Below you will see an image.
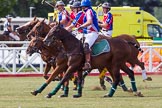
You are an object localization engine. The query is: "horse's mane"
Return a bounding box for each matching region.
[47,24,83,53]
[54,24,78,41]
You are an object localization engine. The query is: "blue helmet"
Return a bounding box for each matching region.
[81,0,91,7]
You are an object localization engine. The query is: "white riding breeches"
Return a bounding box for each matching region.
[75,33,83,40]
[9,33,20,41]
[84,32,98,48]
[100,30,113,37]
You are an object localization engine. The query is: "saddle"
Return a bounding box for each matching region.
[91,35,111,56]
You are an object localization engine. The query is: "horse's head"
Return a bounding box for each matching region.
[27,19,50,40]
[16,16,39,35]
[26,37,44,56]
[43,23,65,46]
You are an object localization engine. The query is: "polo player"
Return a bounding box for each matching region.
[3,15,20,41]
[56,1,71,27]
[79,0,100,70]
[98,2,113,37]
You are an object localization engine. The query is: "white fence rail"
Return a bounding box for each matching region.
[0,41,162,74]
[0,41,44,74]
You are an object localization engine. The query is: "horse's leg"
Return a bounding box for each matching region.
[134,59,152,81]
[68,73,78,90]
[104,64,121,97]
[59,79,69,97]
[45,66,77,98]
[82,70,91,88]
[121,64,144,97]
[83,70,90,78]
[58,73,64,90]
[73,70,83,98]
[43,63,52,80]
[107,67,128,92]
[99,68,108,90]
[118,74,130,91]
[72,74,78,90]
[31,64,66,96]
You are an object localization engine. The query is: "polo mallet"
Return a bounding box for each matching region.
[96,3,102,10]
[41,0,55,8]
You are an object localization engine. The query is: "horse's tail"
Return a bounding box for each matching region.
[128,41,144,53]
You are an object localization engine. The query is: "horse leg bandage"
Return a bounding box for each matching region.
[108,83,117,97]
[142,69,147,80]
[50,82,62,95]
[63,86,69,96]
[77,84,82,95]
[130,78,137,92]
[36,83,48,93]
[119,80,128,91]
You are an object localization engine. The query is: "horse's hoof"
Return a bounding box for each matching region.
[121,86,128,92]
[31,90,38,96]
[73,94,82,98]
[101,85,107,90]
[58,94,68,98]
[126,88,133,93]
[134,92,144,97]
[45,93,52,98]
[143,77,152,82]
[145,77,152,81]
[103,94,112,98]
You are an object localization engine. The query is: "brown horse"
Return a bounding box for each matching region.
[25,20,60,79]
[16,18,61,81]
[27,36,72,97]
[115,34,152,81]
[26,37,59,79]
[99,34,152,89]
[16,17,40,40]
[43,24,143,98]
[26,19,51,40]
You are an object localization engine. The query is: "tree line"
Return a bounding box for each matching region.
[0,0,162,22]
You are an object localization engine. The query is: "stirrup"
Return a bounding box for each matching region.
[82,62,91,70]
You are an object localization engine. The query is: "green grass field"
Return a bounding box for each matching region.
[0,75,162,108]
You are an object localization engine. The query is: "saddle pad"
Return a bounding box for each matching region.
[92,39,110,56]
